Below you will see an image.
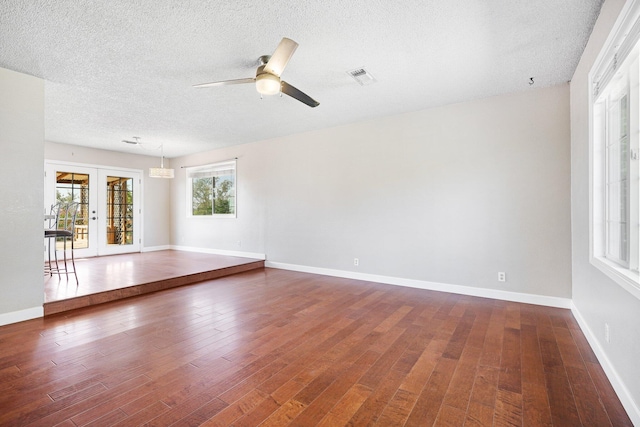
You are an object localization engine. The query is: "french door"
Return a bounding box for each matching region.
[45,162,142,257]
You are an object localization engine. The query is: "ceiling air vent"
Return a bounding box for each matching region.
[347,67,377,86]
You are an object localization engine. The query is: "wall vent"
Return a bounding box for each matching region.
[347,67,377,86]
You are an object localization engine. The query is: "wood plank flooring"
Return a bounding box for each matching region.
[3,268,632,426]
[43,251,264,315]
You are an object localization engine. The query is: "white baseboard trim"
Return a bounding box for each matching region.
[141,245,172,252]
[0,306,43,327]
[171,245,266,261]
[265,262,572,309]
[571,303,640,426]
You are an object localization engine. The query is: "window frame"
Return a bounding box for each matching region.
[186,160,237,219]
[589,0,640,301]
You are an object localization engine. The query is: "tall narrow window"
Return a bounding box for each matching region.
[186,160,236,218]
[590,2,640,298]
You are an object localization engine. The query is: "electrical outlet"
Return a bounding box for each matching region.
[605,323,610,343]
[237,240,242,247]
[354,258,359,267]
[498,272,506,282]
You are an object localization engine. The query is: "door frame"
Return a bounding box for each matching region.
[45,160,144,257]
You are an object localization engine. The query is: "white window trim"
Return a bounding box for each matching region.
[589,0,640,301]
[591,256,640,300]
[186,160,237,219]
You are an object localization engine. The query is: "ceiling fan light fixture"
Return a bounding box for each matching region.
[256,73,281,95]
[194,38,318,107]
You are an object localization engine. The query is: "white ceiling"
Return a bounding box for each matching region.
[0,0,603,158]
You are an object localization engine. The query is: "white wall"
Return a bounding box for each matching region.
[0,68,45,324]
[45,142,172,249]
[172,83,572,300]
[570,0,640,421]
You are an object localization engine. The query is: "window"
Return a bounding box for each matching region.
[590,1,640,299]
[186,160,236,218]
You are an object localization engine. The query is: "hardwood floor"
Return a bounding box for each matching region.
[3,268,632,426]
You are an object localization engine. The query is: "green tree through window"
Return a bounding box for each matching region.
[214,178,233,214]
[187,160,236,217]
[192,177,213,215]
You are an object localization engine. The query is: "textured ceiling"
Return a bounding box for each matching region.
[0,0,603,158]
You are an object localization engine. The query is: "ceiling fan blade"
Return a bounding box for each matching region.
[281,81,320,108]
[193,77,255,88]
[264,38,298,77]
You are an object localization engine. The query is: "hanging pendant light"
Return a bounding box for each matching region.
[149,144,174,178]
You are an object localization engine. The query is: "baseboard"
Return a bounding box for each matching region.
[0,306,43,327]
[171,245,266,260]
[571,303,640,426]
[141,245,172,252]
[265,261,572,309]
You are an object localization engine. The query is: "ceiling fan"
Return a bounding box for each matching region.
[193,37,319,108]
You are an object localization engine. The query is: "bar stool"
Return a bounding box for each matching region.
[45,202,79,283]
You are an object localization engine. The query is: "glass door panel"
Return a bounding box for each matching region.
[45,164,98,258]
[55,171,90,250]
[98,169,140,255]
[106,176,134,246]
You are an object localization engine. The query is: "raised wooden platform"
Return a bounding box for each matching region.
[43,250,264,316]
